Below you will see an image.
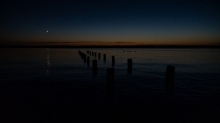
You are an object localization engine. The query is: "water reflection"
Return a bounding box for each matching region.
[47,48,51,76]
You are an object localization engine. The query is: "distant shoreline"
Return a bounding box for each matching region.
[0,45,220,48]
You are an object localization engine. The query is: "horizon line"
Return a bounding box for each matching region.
[1,44,220,48]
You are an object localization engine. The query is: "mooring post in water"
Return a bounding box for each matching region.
[81,53,84,59]
[165,65,175,95]
[127,59,132,73]
[92,60,97,76]
[90,51,91,55]
[103,54,106,61]
[95,52,96,57]
[106,68,114,97]
[87,56,90,66]
[92,52,94,56]
[98,53,101,59]
[84,54,86,63]
[165,65,175,84]
[112,56,115,66]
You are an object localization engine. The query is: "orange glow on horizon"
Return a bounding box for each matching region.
[1,39,219,47]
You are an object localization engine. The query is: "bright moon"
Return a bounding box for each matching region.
[46,30,48,33]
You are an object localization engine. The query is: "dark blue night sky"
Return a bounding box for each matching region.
[1,0,220,46]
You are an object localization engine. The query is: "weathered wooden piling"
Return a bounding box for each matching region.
[84,54,86,62]
[112,56,115,66]
[165,65,175,95]
[103,54,106,61]
[98,53,101,59]
[81,53,84,59]
[127,59,132,73]
[165,65,175,84]
[92,60,97,76]
[90,51,91,55]
[92,52,94,56]
[87,56,90,66]
[106,68,114,97]
[95,52,96,57]
[78,51,83,57]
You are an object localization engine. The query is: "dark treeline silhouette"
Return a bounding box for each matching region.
[1,45,220,48]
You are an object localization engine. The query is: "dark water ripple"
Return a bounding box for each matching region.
[0,48,220,122]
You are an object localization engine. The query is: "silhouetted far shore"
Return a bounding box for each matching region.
[1,45,220,48]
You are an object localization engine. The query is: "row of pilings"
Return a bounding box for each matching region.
[78,50,175,97]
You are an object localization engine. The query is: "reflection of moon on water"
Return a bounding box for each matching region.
[47,48,51,76]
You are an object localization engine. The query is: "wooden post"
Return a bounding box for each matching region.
[92,60,97,76]
[165,65,175,95]
[81,53,84,59]
[87,56,90,66]
[127,59,132,73]
[103,54,106,61]
[106,68,114,97]
[98,53,101,59]
[112,56,115,66]
[84,54,86,62]
[165,66,175,84]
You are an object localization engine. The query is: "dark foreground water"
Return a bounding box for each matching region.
[0,48,220,122]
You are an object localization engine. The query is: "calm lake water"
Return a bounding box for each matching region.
[0,48,220,122]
